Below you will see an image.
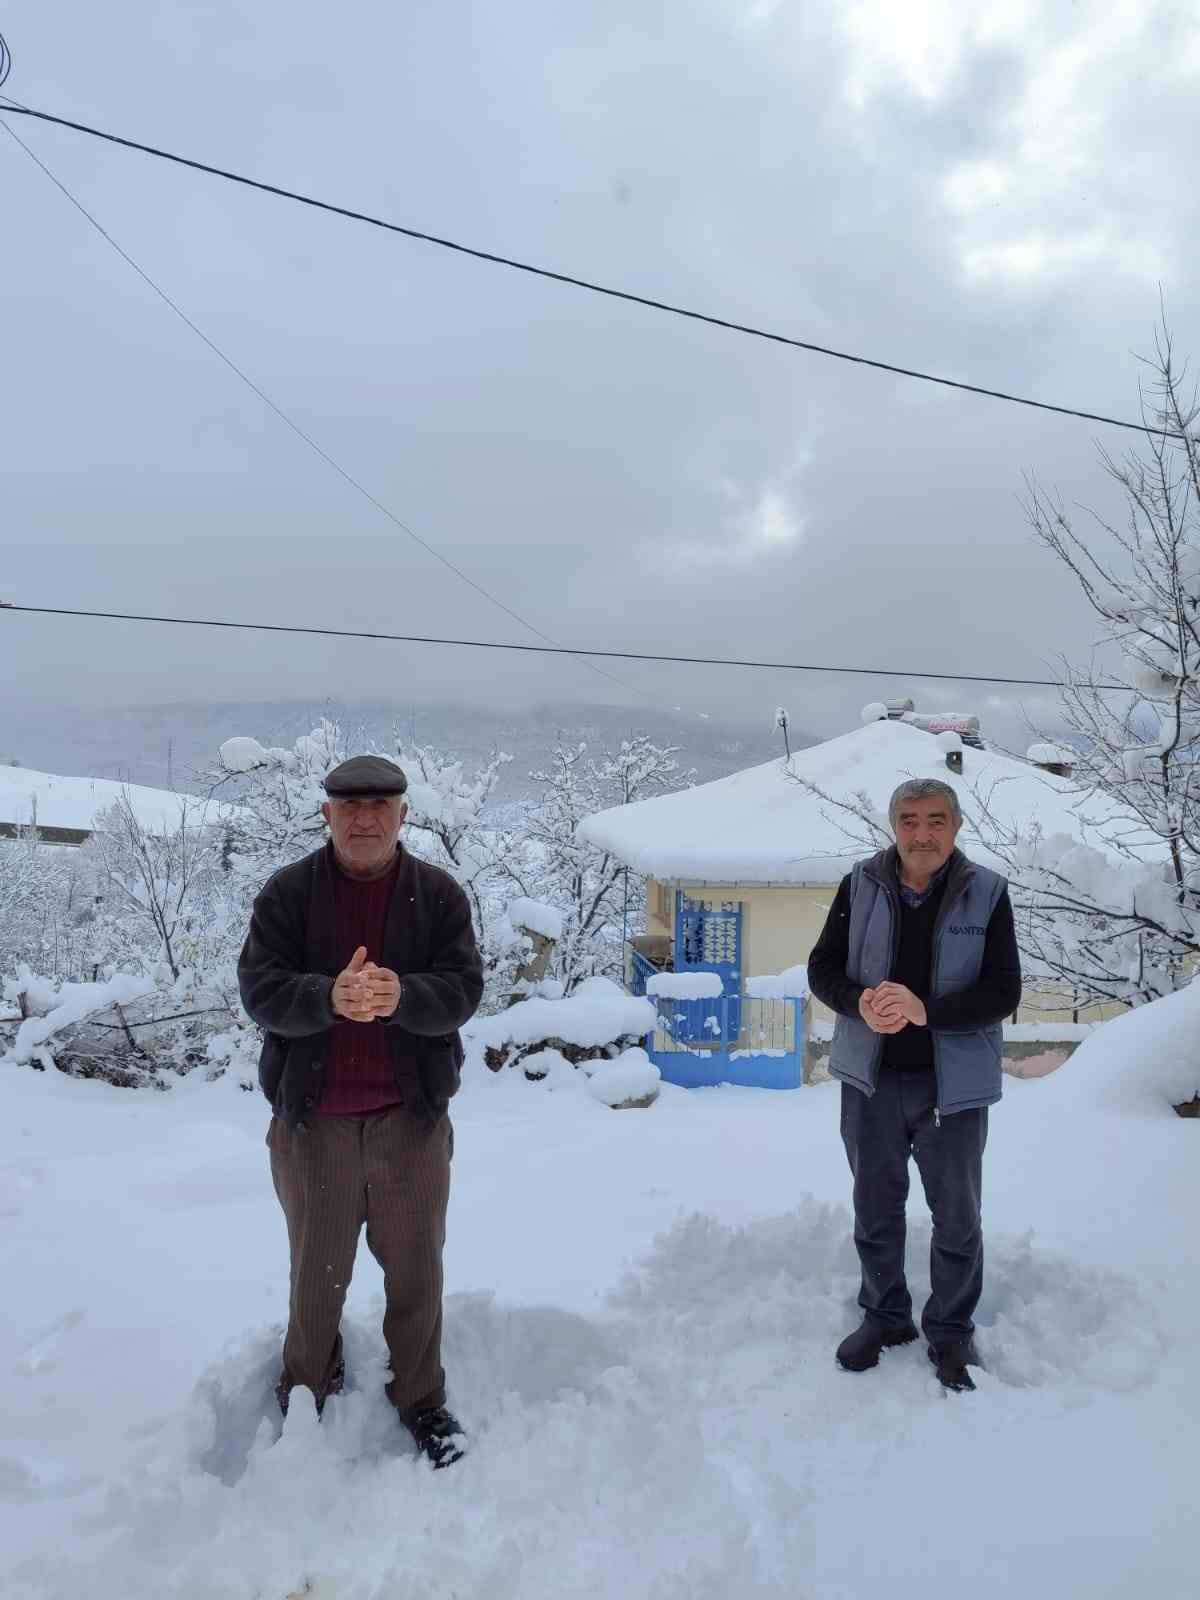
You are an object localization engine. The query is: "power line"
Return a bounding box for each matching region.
[1,602,1112,691]
[0,111,641,703]
[1,100,1191,444]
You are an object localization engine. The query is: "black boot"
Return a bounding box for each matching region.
[836,1318,919,1372]
[400,1404,467,1469]
[928,1337,981,1392]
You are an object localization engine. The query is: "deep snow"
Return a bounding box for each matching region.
[0,995,1195,1599]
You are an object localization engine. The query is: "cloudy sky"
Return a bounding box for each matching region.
[3,0,1199,748]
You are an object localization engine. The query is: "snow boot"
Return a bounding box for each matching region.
[928,1336,981,1392]
[836,1318,919,1372]
[400,1404,467,1469]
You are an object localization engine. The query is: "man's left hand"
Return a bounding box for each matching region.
[361,963,402,1019]
[873,982,927,1027]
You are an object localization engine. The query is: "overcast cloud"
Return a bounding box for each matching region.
[2,0,1199,751]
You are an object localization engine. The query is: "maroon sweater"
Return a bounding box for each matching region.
[319,856,406,1116]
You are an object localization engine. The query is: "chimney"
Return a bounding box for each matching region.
[937,730,964,774]
[1027,742,1074,779]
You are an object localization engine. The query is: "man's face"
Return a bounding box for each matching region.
[321,794,407,875]
[892,795,961,877]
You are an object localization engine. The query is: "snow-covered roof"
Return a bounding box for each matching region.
[577,719,1143,886]
[0,766,230,836]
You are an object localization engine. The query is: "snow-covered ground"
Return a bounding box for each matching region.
[1,994,1195,1599]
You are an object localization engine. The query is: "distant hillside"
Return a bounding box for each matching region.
[0,699,813,806]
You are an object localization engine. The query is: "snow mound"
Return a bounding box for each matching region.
[587,1048,661,1107]
[505,898,564,942]
[468,977,654,1052]
[1071,978,1200,1114]
[217,736,270,774]
[515,1049,577,1089]
[745,965,809,1000]
[646,971,722,999]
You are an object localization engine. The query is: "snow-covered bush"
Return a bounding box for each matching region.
[518,736,691,994]
[207,721,346,884]
[468,977,656,1074]
[0,966,234,1087]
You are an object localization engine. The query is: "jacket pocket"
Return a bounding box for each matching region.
[935,1027,1002,1109]
[419,1038,462,1109]
[259,1032,287,1105]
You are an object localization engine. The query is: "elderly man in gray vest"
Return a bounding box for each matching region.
[808,777,1021,1391]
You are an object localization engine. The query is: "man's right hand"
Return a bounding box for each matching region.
[332,946,375,1022]
[859,987,909,1034]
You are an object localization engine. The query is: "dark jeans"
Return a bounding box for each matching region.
[840,1069,987,1348]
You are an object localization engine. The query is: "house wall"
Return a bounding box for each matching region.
[648,878,1127,1027]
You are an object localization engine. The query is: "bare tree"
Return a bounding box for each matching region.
[1019,320,1200,1003]
[787,330,1198,1010]
[86,793,223,981]
[521,737,691,992]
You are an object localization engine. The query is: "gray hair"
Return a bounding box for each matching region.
[888,778,963,830]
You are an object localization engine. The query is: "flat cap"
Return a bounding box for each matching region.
[323,755,409,798]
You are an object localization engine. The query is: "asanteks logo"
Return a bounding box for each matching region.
[949,924,986,936]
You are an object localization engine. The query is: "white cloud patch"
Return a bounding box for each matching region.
[839,0,1035,108]
[659,453,810,572]
[735,484,803,553]
[933,2,1195,293]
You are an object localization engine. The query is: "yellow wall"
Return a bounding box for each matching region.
[643,877,1126,1026]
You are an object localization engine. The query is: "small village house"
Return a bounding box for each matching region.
[578,704,1134,1085]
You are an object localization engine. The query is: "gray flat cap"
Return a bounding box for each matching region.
[323,755,409,797]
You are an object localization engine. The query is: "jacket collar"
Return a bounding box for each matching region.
[863,845,972,902]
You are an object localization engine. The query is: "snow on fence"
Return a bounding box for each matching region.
[645,971,724,1000]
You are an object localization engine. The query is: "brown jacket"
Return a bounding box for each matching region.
[238,842,483,1128]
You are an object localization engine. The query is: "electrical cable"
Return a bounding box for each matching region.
[1,603,1130,692]
[0,99,1192,443]
[0,111,644,702]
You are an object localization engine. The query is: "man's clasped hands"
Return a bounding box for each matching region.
[331,945,402,1023]
[858,981,929,1034]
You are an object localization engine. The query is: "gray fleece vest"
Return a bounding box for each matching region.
[829,848,1006,1116]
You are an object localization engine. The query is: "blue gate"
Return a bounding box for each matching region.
[674,894,742,1039]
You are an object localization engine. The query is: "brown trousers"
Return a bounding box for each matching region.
[267,1107,452,1414]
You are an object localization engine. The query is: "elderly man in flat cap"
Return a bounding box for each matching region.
[238,754,483,1467]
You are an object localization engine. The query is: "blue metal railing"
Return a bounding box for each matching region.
[627,946,658,997]
[644,993,805,1091]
